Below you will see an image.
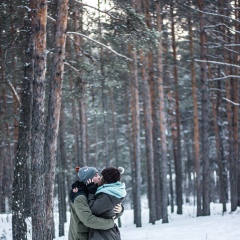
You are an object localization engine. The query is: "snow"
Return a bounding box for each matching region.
[1,202,239,240]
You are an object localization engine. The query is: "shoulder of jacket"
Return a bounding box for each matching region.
[74,194,88,203]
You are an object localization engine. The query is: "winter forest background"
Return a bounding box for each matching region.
[0,0,239,239]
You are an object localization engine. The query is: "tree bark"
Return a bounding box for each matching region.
[130,43,142,227]
[156,1,168,223]
[58,102,67,237]
[12,3,34,237]
[73,0,87,166]
[170,2,182,214]
[110,89,119,166]
[208,65,227,213]
[140,49,156,224]
[31,0,48,239]
[198,0,210,216]
[188,0,202,216]
[44,0,69,239]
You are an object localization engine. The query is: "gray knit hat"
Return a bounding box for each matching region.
[77,166,98,184]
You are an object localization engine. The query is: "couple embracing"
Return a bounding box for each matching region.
[68,166,127,240]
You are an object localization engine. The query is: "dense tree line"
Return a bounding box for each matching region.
[0,0,239,239]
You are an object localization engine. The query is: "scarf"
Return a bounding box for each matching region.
[95,181,127,199]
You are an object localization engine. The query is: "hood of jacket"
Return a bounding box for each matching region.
[95,181,126,199]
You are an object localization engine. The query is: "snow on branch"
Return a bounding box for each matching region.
[67,32,132,61]
[47,16,131,61]
[210,75,240,81]
[195,59,240,69]
[223,97,239,106]
[67,35,95,62]
[205,23,240,34]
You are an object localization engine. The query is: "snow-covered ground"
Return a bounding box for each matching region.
[1,203,239,240]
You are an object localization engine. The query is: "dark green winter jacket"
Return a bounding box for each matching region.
[88,182,126,240]
[68,194,115,240]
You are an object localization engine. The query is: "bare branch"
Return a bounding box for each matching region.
[64,62,80,72]
[7,79,21,107]
[67,31,132,61]
[47,15,56,22]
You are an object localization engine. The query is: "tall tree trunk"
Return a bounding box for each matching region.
[69,76,81,167]
[73,1,87,166]
[127,43,138,225]
[12,3,34,237]
[130,44,142,227]
[198,0,210,216]
[100,59,110,167]
[208,66,227,213]
[0,39,7,214]
[235,0,240,207]
[44,0,69,238]
[110,89,119,166]
[58,102,67,237]
[188,0,202,216]
[78,95,87,166]
[31,0,48,239]
[143,0,160,222]
[156,1,168,223]
[140,50,156,224]
[93,112,99,167]
[98,0,109,167]
[233,0,239,208]
[170,2,182,214]
[148,49,162,220]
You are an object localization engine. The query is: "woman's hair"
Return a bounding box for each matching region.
[100,167,124,184]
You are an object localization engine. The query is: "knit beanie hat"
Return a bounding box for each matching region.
[76,166,98,184]
[101,167,125,184]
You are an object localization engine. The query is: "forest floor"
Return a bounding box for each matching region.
[1,201,239,239]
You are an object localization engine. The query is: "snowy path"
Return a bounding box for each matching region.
[1,203,239,239]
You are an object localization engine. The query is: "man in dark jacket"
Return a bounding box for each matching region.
[68,166,116,240]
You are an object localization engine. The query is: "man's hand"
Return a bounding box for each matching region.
[73,187,78,193]
[86,178,98,194]
[113,204,122,214]
[86,179,94,185]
